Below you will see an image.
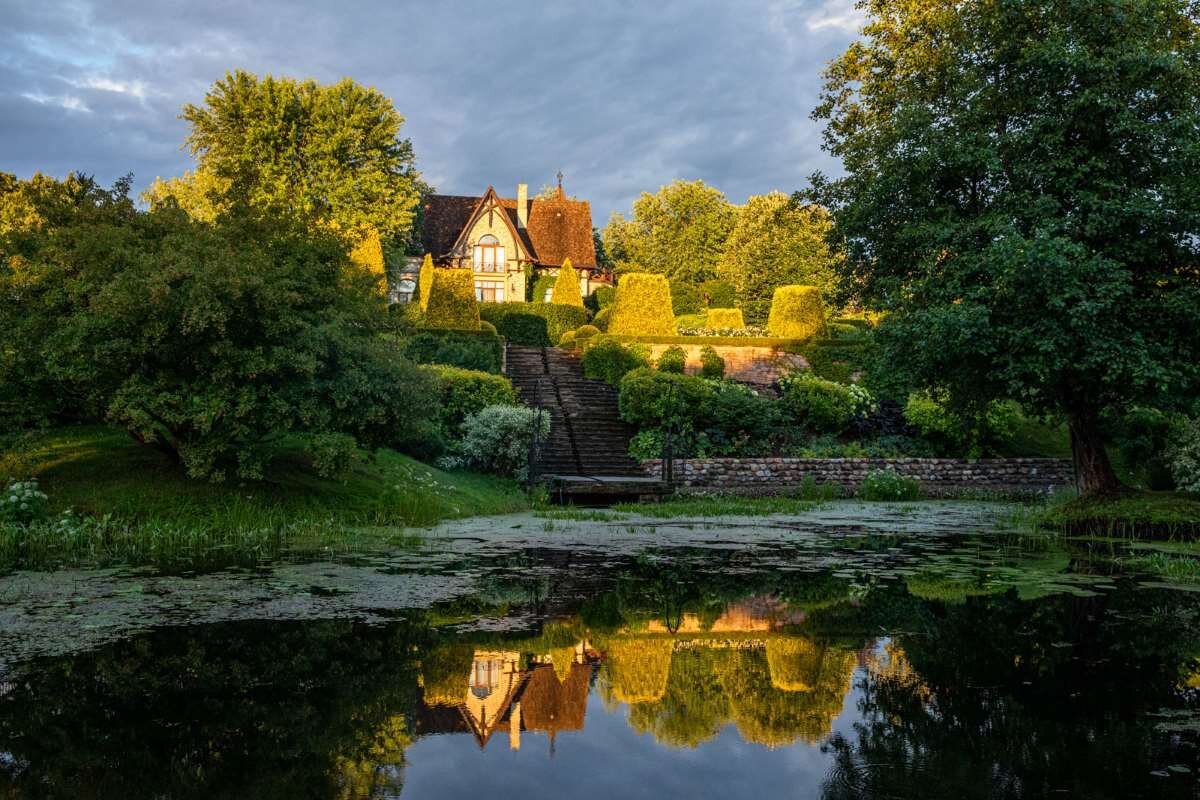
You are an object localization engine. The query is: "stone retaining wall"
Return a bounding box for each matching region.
[643,344,807,385]
[641,457,1074,496]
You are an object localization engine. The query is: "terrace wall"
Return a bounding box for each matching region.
[642,344,807,385]
[641,457,1074,497]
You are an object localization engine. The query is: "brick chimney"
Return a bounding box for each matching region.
[516,183,528,228]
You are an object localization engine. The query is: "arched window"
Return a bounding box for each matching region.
[472,234,505,272]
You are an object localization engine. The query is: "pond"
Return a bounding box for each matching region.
[0,502,1198,799]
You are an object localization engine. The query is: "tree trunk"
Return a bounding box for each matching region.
[1067,407,1122,496]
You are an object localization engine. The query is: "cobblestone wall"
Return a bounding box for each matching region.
[641,457,1074,496]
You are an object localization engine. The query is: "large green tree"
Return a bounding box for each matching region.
[811,0,1200,494]
[603,179,736,282]
[1,173,435,480]
[171,70,422,243]
[719,192,839,323]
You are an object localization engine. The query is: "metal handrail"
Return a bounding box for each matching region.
[527,376,544,488]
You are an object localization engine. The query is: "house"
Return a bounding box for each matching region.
[398,180,608,304]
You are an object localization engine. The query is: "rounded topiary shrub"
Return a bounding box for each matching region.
[575,324,600,340]
[656,345,687,374]
[581,339,651,386]
[706,308,745,329]
[767,286,825,339]
[559,330,578,348]
[609,273,677,336]
[699,345,726,379]
[420,364,517,435]
[594,285,616,308]
[478,320,497,334]
[593,307,612,331]
[424,269,481,330]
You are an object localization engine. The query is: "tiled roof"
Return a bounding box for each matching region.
[420,188,597,269]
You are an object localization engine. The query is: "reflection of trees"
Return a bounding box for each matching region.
[821,590,1200,800]
[419,642,476,706]
[627,647,730,747]
[619,637,858,749]
[599,638,674,704]
[720,647,853,748]
[0,619,426,799]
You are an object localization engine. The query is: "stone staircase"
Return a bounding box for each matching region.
[505,345,648,479]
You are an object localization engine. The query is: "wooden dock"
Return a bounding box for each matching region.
[542,474,672,505]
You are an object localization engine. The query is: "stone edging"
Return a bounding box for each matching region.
[640,457,1074,496]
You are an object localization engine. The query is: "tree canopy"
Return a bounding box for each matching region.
[603,180,736,282]
[719,192,838,323]
[810,0,1200,494]
[1,172,435,480]
[173,70,422,243]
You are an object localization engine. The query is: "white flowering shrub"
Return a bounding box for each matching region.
[1166,418,1200,494]
[846,382,879,418]
[858,468,921,501]
[453,405,551,480]
[1,479,50,526]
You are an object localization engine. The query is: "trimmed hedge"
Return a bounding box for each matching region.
[598,333,807,347]
[480,301,590,345]
[417,253,434,311]
[706,307,745,329]
[421,364,518,435]
[797,339,874,384]
[425,269,481,330]
[767,285,826,339]
[609,273,677,336]
[551,258,585,306]
[401,329,504,374]
[593,307,612,331]
[575,324,601,340]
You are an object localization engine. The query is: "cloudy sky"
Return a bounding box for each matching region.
[0,0,863,222]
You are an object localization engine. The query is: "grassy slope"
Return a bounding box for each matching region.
[1037,491,1200,540]
[1,425,527,528]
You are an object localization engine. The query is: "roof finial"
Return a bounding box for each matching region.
[556,170,563,190]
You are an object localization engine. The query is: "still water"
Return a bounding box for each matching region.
[0,504,1198,798]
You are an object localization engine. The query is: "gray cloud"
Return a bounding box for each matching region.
[0,0,861,221]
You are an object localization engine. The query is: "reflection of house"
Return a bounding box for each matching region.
[409,181,606,305]
[416,643,594,752]
[644,597,808,635]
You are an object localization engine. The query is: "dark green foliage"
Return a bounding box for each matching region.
[810,0,1200,493]
[902,393,1018,458]
[0,174,436,481]
[656,346,687,374]
[399,330,503,374]
[700,280,737,309]
[581,339,650,387]
[798,339,874,386]
[781,374,857,434]
[479,301,589,345]
[1103,407,1178,489]
[421,364,517,436]
[618,368,714,428]
[424,270,480,329]
[699,346,725,379]
[530,273,556,303]
[593,307,612,331]
[669,279,703,316]
[594,285,616,308]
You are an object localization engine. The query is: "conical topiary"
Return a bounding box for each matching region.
[550,258,585,307]
[417,253,434,311]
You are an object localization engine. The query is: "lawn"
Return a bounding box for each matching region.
[0,425,528,571]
